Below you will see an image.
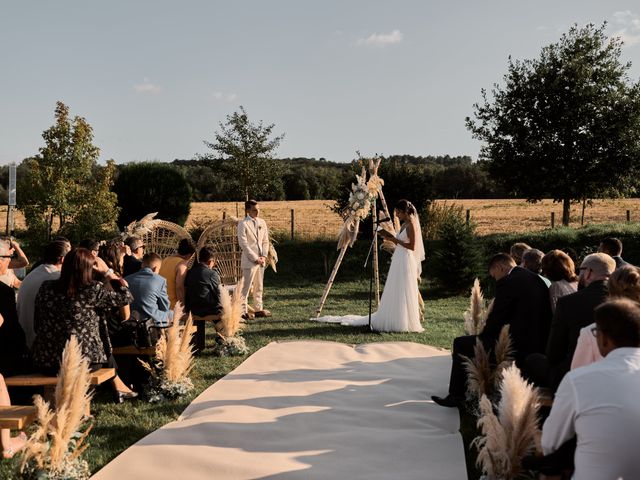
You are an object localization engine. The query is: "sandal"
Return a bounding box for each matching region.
[2,432,27,459]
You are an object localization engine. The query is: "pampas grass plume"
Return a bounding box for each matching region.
[219,285,243,338]
[464,278,488,335]
[462,338,492,399]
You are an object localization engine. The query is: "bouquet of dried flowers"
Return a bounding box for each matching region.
[19,337,93,480]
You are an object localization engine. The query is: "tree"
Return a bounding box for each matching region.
[19,102,119,244]
[466,23,640,225]
[113,162,192,228]
[202,106,285,201]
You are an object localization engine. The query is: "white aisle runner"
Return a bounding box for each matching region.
[92,341,467,480]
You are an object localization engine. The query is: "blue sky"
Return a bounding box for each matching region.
[1,1,639,165]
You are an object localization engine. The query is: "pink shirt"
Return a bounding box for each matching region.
[571,322,603,370]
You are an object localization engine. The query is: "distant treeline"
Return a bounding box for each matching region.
[170,155,510,203]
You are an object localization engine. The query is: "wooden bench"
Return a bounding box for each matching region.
[5,368,116,401]
[0,406,37,429]
[112,345,156,356]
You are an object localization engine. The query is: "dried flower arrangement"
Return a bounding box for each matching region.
[141,303,196,402]
[212,286,249,357]
[19,337,93,480]
[462,325,514,402]
[473,364,542,480]
[463,278,493,335]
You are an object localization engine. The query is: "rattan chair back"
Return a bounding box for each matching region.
[141,220,193,260]
[196,217,242,286]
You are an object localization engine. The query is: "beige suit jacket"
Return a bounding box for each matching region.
[238,216,270,270]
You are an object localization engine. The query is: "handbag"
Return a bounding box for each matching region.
[121,312,170,348]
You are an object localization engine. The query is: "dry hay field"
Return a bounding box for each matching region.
[2,198,639,238]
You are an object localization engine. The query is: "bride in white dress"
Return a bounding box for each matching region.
[313,199,425,332]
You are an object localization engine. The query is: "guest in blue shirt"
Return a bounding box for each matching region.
[125,253,173,327]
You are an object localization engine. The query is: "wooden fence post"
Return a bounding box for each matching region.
[290,209,295,240]
[627,210,631,222]
[222,211,226,220]
[551,212,555,229]
[465,209,470,226]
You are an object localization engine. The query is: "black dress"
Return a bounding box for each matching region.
[0,282,29,376]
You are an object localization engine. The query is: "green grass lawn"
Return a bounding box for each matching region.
[1,272,476,479]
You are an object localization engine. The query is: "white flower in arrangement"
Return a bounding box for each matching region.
[356,191,366,200]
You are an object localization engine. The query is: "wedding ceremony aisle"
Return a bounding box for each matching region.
[92,341,467,480]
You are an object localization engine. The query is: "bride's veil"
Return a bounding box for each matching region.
[411,208,425,278]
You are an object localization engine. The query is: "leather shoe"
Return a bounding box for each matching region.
[431,395,463,408]
[254,309,272,318]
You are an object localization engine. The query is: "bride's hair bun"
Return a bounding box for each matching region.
[395,199,416,215]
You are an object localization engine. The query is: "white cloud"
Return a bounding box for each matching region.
[356,29,403,47]
[210,91,237,102]
[133,78,162,94]
[611,10,640,46]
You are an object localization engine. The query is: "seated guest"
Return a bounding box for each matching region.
[17,240,70,348]
[598,237,630,269]
[78,239,100,257]
[31,248,137,401]
[432,253,552,407]
[541,250,578,314]
[185,247,223,352]
[509,242,532,266]
[158,239,196,309]
[572,265,640,370]
[122,236,144,277]
[521,248,550,286]
[527,253,614,391]
[0,239,29,377]
[0,238,29,290]
[98,240,132,347]
[541,299,640,480]
[126,253,173,327]
[0,373,27,459]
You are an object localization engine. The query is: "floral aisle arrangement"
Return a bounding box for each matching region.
[212,286,249,357]
[473,364,542,480]
[463,278,493,335]
[141,303,196,402]
[462,325,514,402]
[19,337,93,480]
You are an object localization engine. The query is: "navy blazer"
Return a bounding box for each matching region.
[125,267,173,326]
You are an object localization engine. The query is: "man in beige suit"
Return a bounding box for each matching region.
[238,199,271,319]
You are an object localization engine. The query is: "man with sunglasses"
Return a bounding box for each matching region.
[123,236,144,277]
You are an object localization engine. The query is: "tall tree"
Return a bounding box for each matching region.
[466,23,640,225]
[202,106,284,201]
[19,101,119,243]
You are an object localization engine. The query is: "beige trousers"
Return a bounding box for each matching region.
[241,264,265,313]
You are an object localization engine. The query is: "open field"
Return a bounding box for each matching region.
[3,198,639,238]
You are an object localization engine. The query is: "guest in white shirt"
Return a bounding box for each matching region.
[541,298,640,480]
[541,250,578,314]
[16,240,70,348]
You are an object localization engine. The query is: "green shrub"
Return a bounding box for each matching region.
[430,212,483,293]
[113,162,192,228]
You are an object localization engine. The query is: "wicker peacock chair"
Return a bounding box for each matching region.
[196,217,243,287]
[124,213,194,261]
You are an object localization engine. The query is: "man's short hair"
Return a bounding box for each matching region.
[510,242,532,264]
[125,236,144,251]
[488,253,516,270]
[595,298,640,348]
[600,237,623,256]
[43,240,71,265]
[142,252,162,267]
[177,239,196,256]
[245,199,258,211]
[522,248,544,274]
[198,247,216,264]
[580,253,616,277]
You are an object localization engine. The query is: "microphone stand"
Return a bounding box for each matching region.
[364,213,391,332]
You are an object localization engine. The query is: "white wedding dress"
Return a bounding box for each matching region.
[313,220,425,332]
